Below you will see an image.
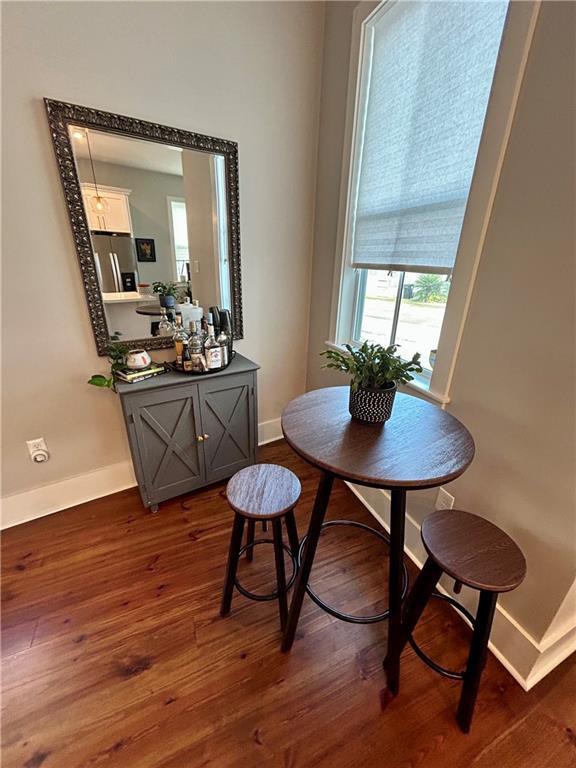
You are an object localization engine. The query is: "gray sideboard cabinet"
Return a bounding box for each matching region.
[116,354,259,511]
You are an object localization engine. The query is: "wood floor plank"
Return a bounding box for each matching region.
[2,440,575,768]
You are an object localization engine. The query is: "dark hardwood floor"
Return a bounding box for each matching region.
[2,441,575,768]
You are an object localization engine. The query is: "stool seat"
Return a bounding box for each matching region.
[221,463,302,631]
[421,509,526,593]
[226,463,302,519]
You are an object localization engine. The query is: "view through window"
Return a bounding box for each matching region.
[170,199,190,281]
[356,270,450,372]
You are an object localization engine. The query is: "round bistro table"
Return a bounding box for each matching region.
[280,386,475,695]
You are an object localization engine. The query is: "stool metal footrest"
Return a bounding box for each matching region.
[234,538,297,602]
[408,592,477,680]
[297,519,409,625]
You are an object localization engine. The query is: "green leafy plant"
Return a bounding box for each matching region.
[152,281,178,297]
[412,274,449,303]
[88,334,130,390]
[321,342,422,391]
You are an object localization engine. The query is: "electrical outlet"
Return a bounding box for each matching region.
[26,437,50,463]
[436,487,455,510]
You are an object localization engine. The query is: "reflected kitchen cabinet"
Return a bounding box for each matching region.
[80,183,133,234]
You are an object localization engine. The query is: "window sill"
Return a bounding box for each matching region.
[403,376,450,406]
[323,340,451,406]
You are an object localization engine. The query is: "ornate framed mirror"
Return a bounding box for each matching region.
[45,99,243,354]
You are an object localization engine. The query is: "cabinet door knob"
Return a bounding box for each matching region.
[203,433,210,439]
[196,435,204,442]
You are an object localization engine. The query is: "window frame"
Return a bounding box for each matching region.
[167,196,190,282]
[328,0,541,404]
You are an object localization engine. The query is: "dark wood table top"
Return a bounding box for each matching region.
[135,304,181,316]
[281,387,475,489]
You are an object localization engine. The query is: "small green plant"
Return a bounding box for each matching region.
[321,342,422,391]
[88,334,130,390]
[412,274,449,303]
[152,281,178,297]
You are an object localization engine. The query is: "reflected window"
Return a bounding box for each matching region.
[169,198,190,281]
[213,156,231,310]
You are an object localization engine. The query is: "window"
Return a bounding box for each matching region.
[169,198,190,281]
[354,270,450,375]
[213,155,231,310]
[335,0,511,383]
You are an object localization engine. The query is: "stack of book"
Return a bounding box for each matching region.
[114,364,166,384]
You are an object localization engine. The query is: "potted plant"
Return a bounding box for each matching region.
[152,281,178,309]
[88,337,131,391]
[321,342,423,424]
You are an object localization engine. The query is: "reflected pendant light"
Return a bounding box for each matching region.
[85,129,109,216]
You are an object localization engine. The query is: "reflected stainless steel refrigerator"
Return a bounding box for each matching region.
[92,232,138,292]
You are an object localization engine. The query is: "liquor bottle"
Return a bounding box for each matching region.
[204,313,223,370]
[219,309,234,362]
[209,306,221,337]
[172,316,189,370]
[200,314,208,342]
[189,321,205,372]
[217,326,229,367]
[158,308,174,337]
[182,339,194,373]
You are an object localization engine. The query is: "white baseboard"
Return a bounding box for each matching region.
[1,419,285,530]
[524,623,576,689]
[257,417,283,445]
[344,482,576,691]
[1,461,137,530]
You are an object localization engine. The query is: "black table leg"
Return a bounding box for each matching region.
[392,557,442,660]
[284,510,300,557]
[281,471,334,652]
[383,487,407,695]
[273,517,288,632]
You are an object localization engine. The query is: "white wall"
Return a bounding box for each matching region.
[446,0,576,640]
[307,1,357,391]
[1,2,324,505]
[307,0,575,684]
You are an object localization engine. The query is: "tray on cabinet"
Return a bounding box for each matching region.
[165,350,235,376]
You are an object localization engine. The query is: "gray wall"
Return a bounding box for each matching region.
[76,158,185,284]
[308,2,575,641]
[1,1,323,498]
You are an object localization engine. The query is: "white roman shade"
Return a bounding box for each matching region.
[351,0,509,274]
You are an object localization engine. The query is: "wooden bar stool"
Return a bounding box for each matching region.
[220,464,301,630]
[393,509,526,733]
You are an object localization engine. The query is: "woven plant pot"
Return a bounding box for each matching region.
[159,294,176,309]
[349,382,397,424]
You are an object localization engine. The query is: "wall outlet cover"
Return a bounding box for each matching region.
[26,437,49,463]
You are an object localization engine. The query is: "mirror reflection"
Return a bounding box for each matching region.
[70,126,232,340]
